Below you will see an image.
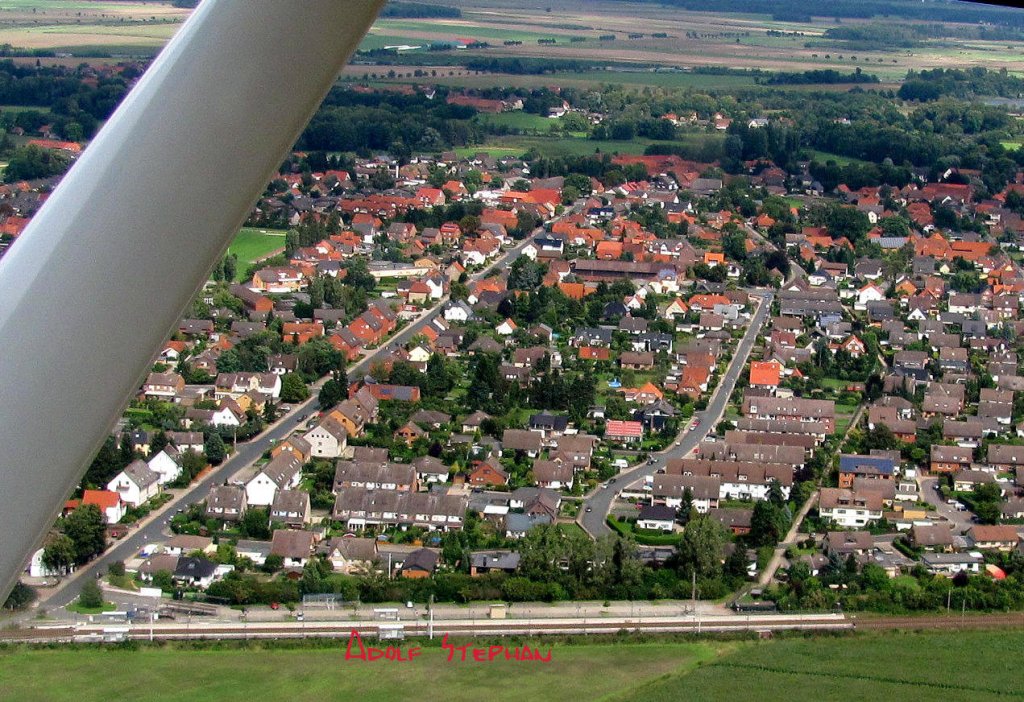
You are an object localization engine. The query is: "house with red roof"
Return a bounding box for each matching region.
[282,321,325,345]
[750,361,781,388]
[605,420,644,443]
[80,489,126,524]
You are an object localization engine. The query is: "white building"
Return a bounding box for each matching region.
[107,459,161,507]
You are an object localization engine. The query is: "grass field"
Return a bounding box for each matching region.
[226,228,286,279]
[806,150,872,167]
[2,630,1023,701]
[628,630,1024,702]
[0,640,725,702]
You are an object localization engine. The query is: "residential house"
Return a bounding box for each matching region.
[270,489,311,528]
[270,529,316,568]
[106,460,161,508]
[205,485,246,523]
[245,452,303,506]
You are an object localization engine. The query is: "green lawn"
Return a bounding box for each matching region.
[1001,141,1022,152]
[806,150,871,167]
[64,601,116,615]
[226,228,287,279]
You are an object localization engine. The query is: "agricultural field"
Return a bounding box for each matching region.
[629,630,1024,702]
[2,630,1022,701]
[0,1,187,54]
[0,639,725,702]
[0,0,1020,85]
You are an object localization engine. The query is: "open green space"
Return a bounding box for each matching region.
[226,228,287,279]
[627,630,1024,702]
[0,640,723,702]
[806,149,872,167]
[1001,141,1022,152]
[3,630,1023,701]
[476,111,558,132]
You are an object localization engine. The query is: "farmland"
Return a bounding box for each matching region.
[0,639,724,702]
[2,630,1022,701]
[0,0,1022,86]
[629,630,1024,702]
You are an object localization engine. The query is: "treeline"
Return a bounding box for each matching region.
[766,69,880,85]
[899,67,1024,102]
[822,24,924,50]
[379,2,461,18]
[464,56,602,75]
[0,59,136,140]
[0,43,56,58]
[298,88,482,153]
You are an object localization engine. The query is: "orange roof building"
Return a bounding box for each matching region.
[749,361,781,387]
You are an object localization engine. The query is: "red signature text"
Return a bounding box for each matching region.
[342,630,553,663]
[345,630,422,662]
[441,633,552,663]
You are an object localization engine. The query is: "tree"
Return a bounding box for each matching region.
[673,516,725,579]
[318,374,347,410]
[971,483,1003,525]
[280,372,310,403]
[3,144,72,182]
[3,581,36,610]
[749,501,789,547]
[63,504,107,564]
[42,535,77,574]
[204,432,227,465]
[78,580,104,609]
[240,507,271,539]
[722,228,747,261]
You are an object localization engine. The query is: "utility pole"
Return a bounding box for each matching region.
[428,594,434,641]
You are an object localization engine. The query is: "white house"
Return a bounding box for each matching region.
[636,505,676,532]
[211,404,243,427]
[407,345,432,365]
[107,460,161,507]
[855,283,886,311]
[818,488,883,528]
[443,300,473,323]
[303,417,349,458]
[147,447,184,485]
[245,452,303,506]
[496,318,517,336]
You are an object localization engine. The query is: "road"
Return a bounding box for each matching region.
[579,290,774,537]
[34,231,540,612]
[917,475,973,533]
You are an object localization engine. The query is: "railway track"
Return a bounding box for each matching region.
[3,611,1022,644]
[4,615,850,642]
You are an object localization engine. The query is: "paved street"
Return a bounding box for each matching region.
[579,290,774,537]
[917,475,974,533]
